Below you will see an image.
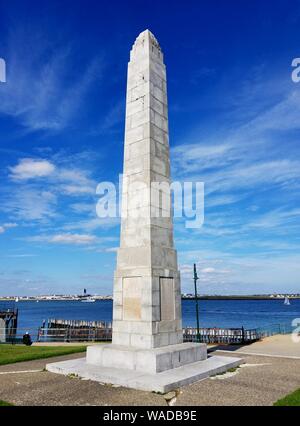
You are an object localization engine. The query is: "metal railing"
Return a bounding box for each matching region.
[0,323,294,345]
[183,327,260,344]
[1,326,259,344]
[255,323,293,338]
[0,327,112,344]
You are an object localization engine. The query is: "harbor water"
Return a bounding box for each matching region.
[14,298,300,334]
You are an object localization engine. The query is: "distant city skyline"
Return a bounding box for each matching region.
[1,292,300,300]
[0,1,300,296]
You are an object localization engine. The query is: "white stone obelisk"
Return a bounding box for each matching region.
[86,30,207,372]
[112,29,182,350]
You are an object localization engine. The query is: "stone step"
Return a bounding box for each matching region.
[46,354,242,393]
[86,342,207,373]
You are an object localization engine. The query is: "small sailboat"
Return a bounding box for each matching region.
[284,296,290,305]
[15,297,19,303]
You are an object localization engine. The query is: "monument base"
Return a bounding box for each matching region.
[46,343,242,393]
[86,342,207,374]
[47,355,241,393]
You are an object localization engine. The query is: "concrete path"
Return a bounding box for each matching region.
[214,334,300,359]
[0,349,300,405]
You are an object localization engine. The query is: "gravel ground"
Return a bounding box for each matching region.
[0,353,165,406]
[175,351,300,406]
[0,351,299,406]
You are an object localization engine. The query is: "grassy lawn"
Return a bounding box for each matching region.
[274,389,300,406]
[0,400,14,406]
[0,344,86,366]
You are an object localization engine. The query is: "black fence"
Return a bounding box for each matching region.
[183,327,260,344]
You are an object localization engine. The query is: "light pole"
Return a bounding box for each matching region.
[193,263,201,342]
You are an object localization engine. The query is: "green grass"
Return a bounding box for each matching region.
[0,344,86,366]
[274,389,300,406]
[0,400,14,406]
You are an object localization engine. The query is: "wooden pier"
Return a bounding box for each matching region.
[0,303,18,343]
[38,318,112,342]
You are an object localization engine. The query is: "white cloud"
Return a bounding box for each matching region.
[244,207,300,231]
[6,254,37,258]
[57,169,94,185]
[0,222,18,234]
[246,90,300,132]
[69,202,95,213]
[205,194,244,208]
[3,223,18,228]
[62,217,119,231]
[201,267,216,273]
[0,27,103,132]
[50,233,96,245]
[172,85,300,199]
[3,155,98,223]
[8,158,96,192]
[105,247,118,253]
[27,233,97,245]
[2,188,57,221]
[60,184,95,195]
[57,168,96,195]
[173,142,300,194]
[9,159,55,180]
[173,143,233,175]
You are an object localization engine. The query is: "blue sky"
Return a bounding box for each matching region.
[0,0,300,296]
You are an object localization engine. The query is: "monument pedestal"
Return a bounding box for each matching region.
[86,342,207,374]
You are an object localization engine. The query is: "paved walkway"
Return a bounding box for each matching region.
[0,344,300,405]
[213,334,300,359]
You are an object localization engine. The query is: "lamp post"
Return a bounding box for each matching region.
[193,263,201,342]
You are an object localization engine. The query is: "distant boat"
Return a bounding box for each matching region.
[15,297,19,303]
[81,297,96,303]
[36,300,39,303]
[284,296,291,305]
